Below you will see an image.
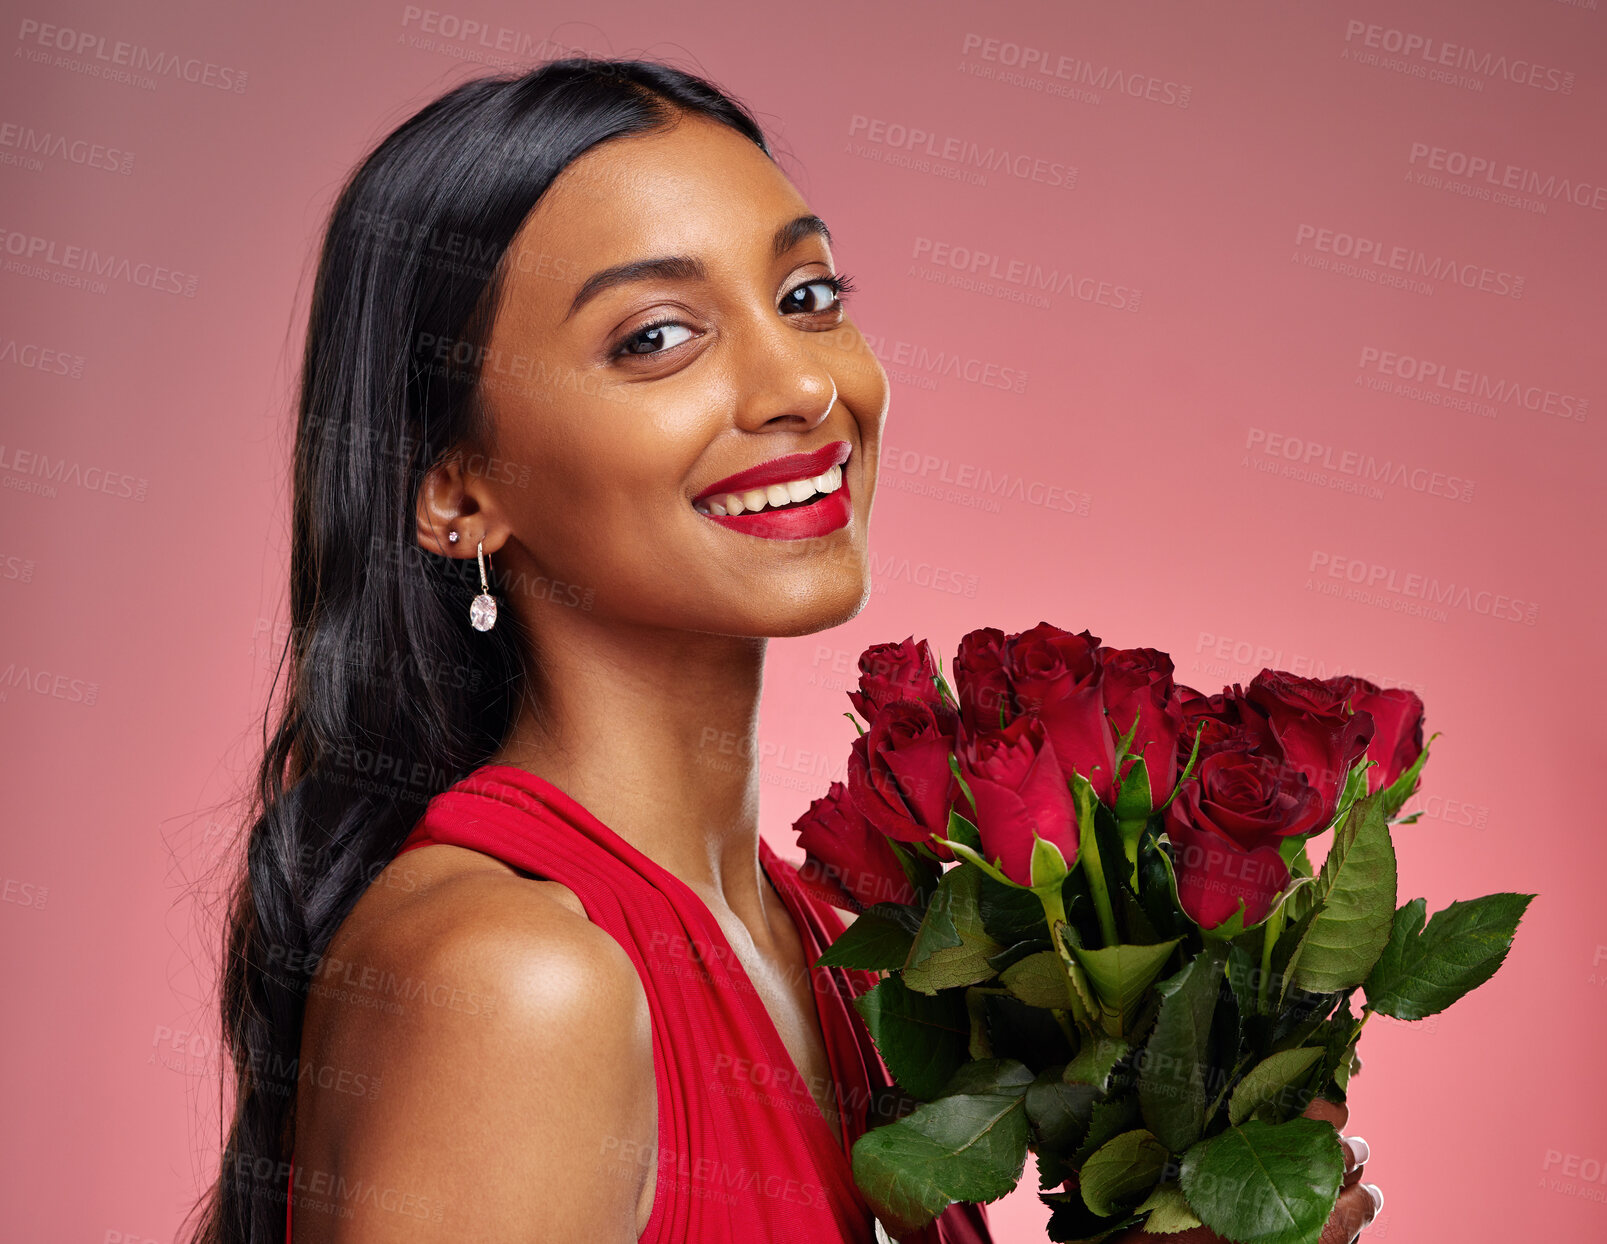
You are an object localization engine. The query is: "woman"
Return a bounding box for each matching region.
[189,57,1380,1243]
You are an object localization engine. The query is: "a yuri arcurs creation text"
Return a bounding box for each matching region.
[792,625,1532,1244]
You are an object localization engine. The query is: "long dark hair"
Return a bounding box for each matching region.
[187,57,772,1244]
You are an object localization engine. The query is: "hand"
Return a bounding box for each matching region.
[1108,1099,1383,1244]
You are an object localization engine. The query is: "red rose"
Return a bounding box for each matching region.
[1245,670,1376,831]
[1006,623,1117,803]
[849,636,945,723]
[1324,676,1426,793]
[957,714,1079,887]
[1100,647,1184,801]
[1167,822,1288,930]
[954,626,1014,734]
[847,698,967,843]
[793,780,915,912]
[1165,750,1314,928]
[1178,686,1263,767]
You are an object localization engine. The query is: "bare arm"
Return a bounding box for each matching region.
[290,869,657,1242]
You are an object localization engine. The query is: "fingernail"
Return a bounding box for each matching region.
[1362,1183,1384,1215]
[1347,1135,1371,1165]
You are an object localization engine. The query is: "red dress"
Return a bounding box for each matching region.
[286,763,991,1243]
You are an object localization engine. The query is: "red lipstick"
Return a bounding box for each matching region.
[691,440,854,541]
[692,440,852,505]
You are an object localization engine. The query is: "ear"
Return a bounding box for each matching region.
[415,452,511,559]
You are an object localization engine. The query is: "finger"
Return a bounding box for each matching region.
[1319,1181,1380,1244]
[1340,1135,1370,1189]
[1300,1097,1349,1132]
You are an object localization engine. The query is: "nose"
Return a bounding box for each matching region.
[728,316,838,434]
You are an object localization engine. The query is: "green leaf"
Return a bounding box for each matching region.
[1227,1047,1323,1126]
[1078,1128,1169,1218]
[1138,944,1224,1152]
[1288,794,1397,994]
[943,1058,1034,1096]
[1364,892,1534,1020]
[816,902,921,970]
[947,750,978,821]
[1041,1190,1139,1243]
[938,837,1020,890]
[1326,757,1373,835]
[1072,1094,1142,1166]
[1032,834,1071,890]
[1157,722,1205,815]
[1379,732,1436,821]
[1064,1033,1131,1094]
[945,805,983,853]
[1001,950,1078,1010]
[888,838,941,907]
[1115,757,1153,878]
[1310,1005,1362,1104]
[850,1059,1033,1234]
[1179,1117,1345,1244]
[1135,1181,1204,1233]
[1281,835,1314,880]
[903,865,1007,994]
[853,976,969,1100]
[906,871,963,969]
[1054,924,1103,1029]
[1071,939,1181,1036]
[1027,1069,1101,1154]
[979,872,1052,944]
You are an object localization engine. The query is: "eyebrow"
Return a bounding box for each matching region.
[560,214,833,323]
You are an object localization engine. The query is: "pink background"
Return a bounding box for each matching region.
[3,2,1604,1240]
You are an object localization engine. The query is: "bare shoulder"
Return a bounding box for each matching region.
[292,844,656,1241]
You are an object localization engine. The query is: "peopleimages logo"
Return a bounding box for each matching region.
[1307,552,1540,626]
[1406,143,1607,213]
[14,18,249,92]
[1341,20,1576,93]
[958,33,1194,108]
[1355,345,1589,423]
[1293,224,1524,298]
[911,236,1142,312]
[846,115,1076,189]
[1244,428,1474,503]
[0,226,199,296]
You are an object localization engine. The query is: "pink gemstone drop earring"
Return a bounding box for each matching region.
[469,539,498,632]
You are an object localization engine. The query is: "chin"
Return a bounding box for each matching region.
[753,568,873,639]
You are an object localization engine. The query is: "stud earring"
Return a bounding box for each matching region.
[448,530,460,544]
[469,540,498,631]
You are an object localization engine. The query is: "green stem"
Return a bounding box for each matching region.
[1036,885,1098,1034]
[1257,904,1286,1013]
[1038,883,1068,933]
[1078,819,1120,948]
[1204,1055,1245,1125]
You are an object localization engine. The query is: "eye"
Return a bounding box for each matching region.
[781,272,857,316]
[613,319,696,358]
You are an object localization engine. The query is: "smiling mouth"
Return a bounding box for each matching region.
[691,462,845,516]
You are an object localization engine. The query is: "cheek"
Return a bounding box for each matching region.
[829,327,889,429]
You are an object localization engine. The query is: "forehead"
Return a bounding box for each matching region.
[502,116,817,311]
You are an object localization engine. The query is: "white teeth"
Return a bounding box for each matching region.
[697,461,845,516]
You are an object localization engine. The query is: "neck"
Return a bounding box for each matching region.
[488,607,772,916]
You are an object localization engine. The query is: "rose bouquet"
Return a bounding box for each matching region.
[792,624,1532,1244]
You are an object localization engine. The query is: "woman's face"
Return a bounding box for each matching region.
[449,112,888,639]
